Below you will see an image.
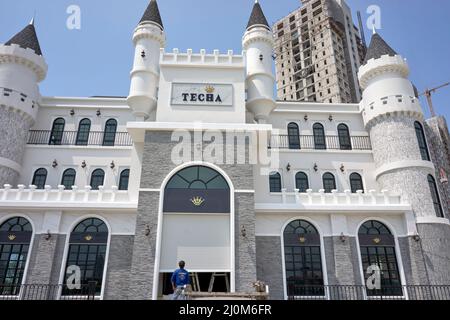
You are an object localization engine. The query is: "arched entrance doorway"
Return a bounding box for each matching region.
[156,164,234,297]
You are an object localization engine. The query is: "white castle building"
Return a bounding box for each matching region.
[0,0,449,300]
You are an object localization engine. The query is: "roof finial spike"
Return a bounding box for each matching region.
[372,24,377,35]
[30,10,36,25]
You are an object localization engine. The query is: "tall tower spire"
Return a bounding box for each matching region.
[242,0,276,123]
[127,0,166,120]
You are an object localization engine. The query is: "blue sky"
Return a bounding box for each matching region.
[0,0,449,119]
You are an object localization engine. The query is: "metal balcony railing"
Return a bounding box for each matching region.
[27,130,133,147]
[286,284,450,300]
[0,282,97,300]
[269,135,372,150]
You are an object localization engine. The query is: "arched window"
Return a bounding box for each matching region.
[0,217,33,295]
[269,172,282,193]
[119,169,130,191]
[166,166,229,190]
[76,118,91,146]
[350,173,364,193]
[63,218,108,296]
[338,123,352,150]
[322,172,336,193]
[102,119,117,146]
[61,169,76,190]
[313,123,326,150]
[414,122,430,161]
[288,123,300,149]
[164,166,230,213]
[295,172,309,193]
[49,118,65,145]
[90,169,105,190]
[284,220,324,297]
[358,221,402,296]
[32,168,47,189]
[428,175,444,218]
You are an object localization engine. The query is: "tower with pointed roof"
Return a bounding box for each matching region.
[127,0,165,120]
[242,0,276,123]
[0,20,48,186]
[359,31,450,283]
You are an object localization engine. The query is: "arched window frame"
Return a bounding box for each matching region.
[295,172,309,193]
[337,123,352,150]
[49,118,65,145]
[0,217,33,295]
[119,169,130,191]
[287,122,301,150]
[414,121,430,161]
[269,172,282,193]
[322,172,336,193]
[283,219,324,297]
[102,119,118,147]
[313,123,326,150]
[32,168,48,189]
[63,218,109,297]
[349,172,364,193]
[90,169,105,190]
[428,175,444,218]
[61,169,76,190]
[76,118,91,146]
[358,220,403,297]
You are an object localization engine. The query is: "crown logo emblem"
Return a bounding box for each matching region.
[190,196,206,207]
[373,237,381,244]
[299,237,306,243]
[8,234,16,241]
[84,235,93,241]
[205,86,215,94]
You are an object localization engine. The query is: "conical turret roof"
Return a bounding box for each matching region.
[139,0,164,30]
[5,20,42,56]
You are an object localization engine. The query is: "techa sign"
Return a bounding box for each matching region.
[171,83,233,106]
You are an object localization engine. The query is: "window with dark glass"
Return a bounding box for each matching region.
[350,173,364,193]
[284,220,324,297]
[269,172,282,193]
[414,122,430,161]
[428,175,444,218]
[90,169,105,190]
[166,166,229,190]
[102,119,117,146]
[76,118,91,146]
[295,172,309,193]
[119,169,130,191]
[313,123,326,149]
[61,169,76,190]
[32,168,47,189]
[0,217,32,295]
[63,218,108,296]
[358,220,402,296]
[338,123,352,150]
[49,118,65,145]
[288,123,301,149]
[322,172,336,193]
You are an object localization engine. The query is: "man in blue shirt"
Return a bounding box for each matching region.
[171,260,190,300]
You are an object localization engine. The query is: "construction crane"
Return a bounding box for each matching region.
[419,82,450,117]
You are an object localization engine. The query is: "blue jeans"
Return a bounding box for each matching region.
[172,286,186,300]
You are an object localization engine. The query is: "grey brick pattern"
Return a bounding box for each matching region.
[26,234,65,285]
[397,236,430,285]
[235,193,257,292]
[417,223,450,284]
[0,167,18,187]
[255,236,284,300]
[324,236,360,285]
[129,191,160,300]
[130,130,257,299]
[104,235,135,300]
[0,107,32,186]
[425,117,450,219]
